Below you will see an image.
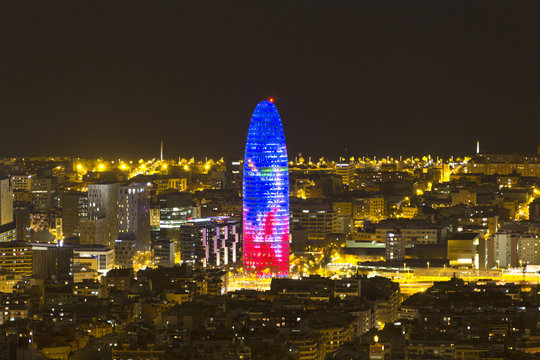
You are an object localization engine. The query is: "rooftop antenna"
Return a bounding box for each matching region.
[476,139,480,154]
[160,139,163,161]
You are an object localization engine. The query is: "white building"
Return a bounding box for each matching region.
[71,244,114,273]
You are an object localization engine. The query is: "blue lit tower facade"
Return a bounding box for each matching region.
[243,100,289,277]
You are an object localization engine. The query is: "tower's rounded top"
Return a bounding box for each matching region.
[255,100,277,108]
[246,99,287,157]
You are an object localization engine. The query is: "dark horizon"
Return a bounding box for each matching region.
[1,0,538,159]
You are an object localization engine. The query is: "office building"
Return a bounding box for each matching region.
[179,217,240,268]
[10,174,32,192]
[0,178,13,226]
[291,199,338,241]
[0,178,15,243]
[225,160,243,191]
[159,192,194,231]
[118,183,150,251]
[79,218,108,246]
[114,238,137,269]
[1,242,74,280]
[243,100,290,277]
[88,183,119,248]
[61,191,88,238]
[0,241,33,275]
[31,244,73,281]
[31,177,55,213]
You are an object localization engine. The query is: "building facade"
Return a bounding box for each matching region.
[117,183,150,251]
[179,217,240,268]
[386,230,405,262]
[61,191,88,238]
[31,177,54,213]
[88,183,119,248]
[291,200,338,241]
[0,178,13,226]
[243,101,290,277]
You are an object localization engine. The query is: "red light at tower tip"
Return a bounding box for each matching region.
[269,98,274,103]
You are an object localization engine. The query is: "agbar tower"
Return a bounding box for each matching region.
[242,100,289,277]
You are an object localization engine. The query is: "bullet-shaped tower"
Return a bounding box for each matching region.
[243,100,289,277]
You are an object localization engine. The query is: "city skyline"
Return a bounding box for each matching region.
[2,1,540,358]
[1,0,538,159]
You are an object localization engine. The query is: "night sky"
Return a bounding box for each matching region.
[0,0,538,159]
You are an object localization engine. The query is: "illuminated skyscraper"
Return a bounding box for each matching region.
[243,100,289,277]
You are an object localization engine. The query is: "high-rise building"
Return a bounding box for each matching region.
[158,192,196,251]
[0,178,13,226]
[61,191,88,238]
[118,183,150,251]
[31,244,73,281]
[243,100,289,277]
[225,159,243,191]
[149,204,161,241]
[0,178,15,243]
[87,183,119,248]
[179,216,240,268]
[31,177,55,213]
[79,218,108,246]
